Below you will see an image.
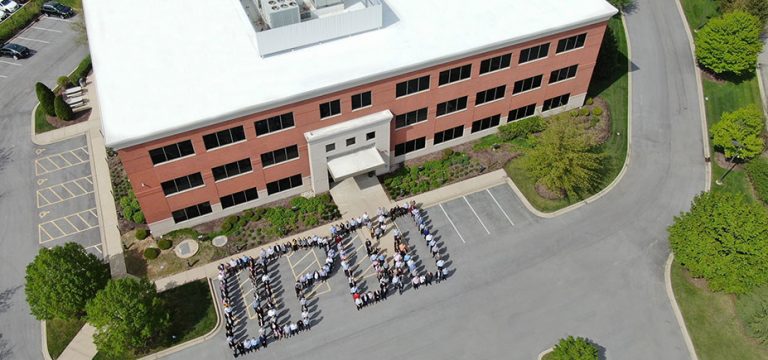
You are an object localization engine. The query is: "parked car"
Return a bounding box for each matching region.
[0,0,19,13]
[0,9,7,21]
[41,1,74,18]
[0,43,31,60]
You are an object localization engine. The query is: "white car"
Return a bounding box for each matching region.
[0,0,20,13]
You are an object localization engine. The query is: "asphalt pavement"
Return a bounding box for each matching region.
[163,0,707,358]
[0,14,88,360]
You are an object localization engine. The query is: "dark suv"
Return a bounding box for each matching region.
[41,1,74,18]
[0,43,31,60]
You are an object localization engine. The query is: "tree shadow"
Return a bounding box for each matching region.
[0,286,21,315]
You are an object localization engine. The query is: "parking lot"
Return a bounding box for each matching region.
[33,135,102,258]
[0,14,81,79]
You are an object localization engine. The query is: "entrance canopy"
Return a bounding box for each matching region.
[327,147,385,180]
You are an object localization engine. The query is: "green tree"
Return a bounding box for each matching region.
[24,243,110,320]
[669,191,768,294]
[710,105,765,160]
[35,82,55,116]
[54,95,74,121]
[607,0,633,12]
[722,0,768,24]
[695,11,763,75]
[550,336,599,360]
[86,278,170,357]
[523,117,605,198]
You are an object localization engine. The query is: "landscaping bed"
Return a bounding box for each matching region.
[35,55,93,134]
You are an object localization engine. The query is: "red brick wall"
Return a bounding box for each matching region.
[119,20,609,224]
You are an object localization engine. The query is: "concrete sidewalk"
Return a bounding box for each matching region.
[330,175,396,256]
[56,324,97,360]
[758,41,768,115]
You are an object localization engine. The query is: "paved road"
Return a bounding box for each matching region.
[166,0,706,358]
[0,15,88,360]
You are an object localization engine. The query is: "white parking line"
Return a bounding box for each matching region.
[439,203,466,244]
[40,17,73,23]
[0,75,7,78]
[32,26,62,33]
[0,60,21,66]
[16,36,50,44]
[486,189,515,226]
[463,196,490,234]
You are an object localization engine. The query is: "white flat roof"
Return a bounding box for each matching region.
[327,146,386,179]
[84,0,617,149]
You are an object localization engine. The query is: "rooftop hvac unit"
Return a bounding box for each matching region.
[314,0,343,8]
[259,0,300,28]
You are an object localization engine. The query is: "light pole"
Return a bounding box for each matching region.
[715,140,741,186]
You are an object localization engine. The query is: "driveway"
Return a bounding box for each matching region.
[0,14,88,360]
[165,0,706,357]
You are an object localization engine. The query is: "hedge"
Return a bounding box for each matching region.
[68,55,92,85]
[746,156,768,203]
[0,1,43,44]
[498,116,545,141]
[54,95,74,121]
[143,248,160,260]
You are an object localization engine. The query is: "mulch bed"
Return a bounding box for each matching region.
[43,108,91,129]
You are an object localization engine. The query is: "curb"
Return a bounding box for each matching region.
[757,62,768,120]
[505,13,633,219]
[41,321,54,360]
[136,278,222,360]
[537,348,553,360]
[665,254,699,360]
[30,67,92,146]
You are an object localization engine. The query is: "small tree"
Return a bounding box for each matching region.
[669,191,768,294]
[710,105,765,160]
[24,243,110,320]
[86,278,170,358]
[35,82,56,116]
[721,0,768,24]
[550,336,599,360]
[695,11,763,75]
[523,117,605,198]
[607,0,633,12]
[54,95,74,121]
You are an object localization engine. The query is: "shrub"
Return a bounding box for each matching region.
[585,97,594,105]
[54,95,74,121]
[143,248,160,260]
[135,228,148,240]
[157,239,172,250]
[57,76,71,89]
[68,55,92,85]
[579,108,591,116]
[746,157,768,204]
[243,210,254,220]
[736,285,768,342]
[498,116,546,141]
[550,336,599,360]
[36,82,56,117]
[569,110,580,118]
[221,216,239,232]
[0,1,43,44]
[122,207,134,220]
[695,11,763,75]
[592,107,603,116]
[442,148,454,159]
[131,211,145,224]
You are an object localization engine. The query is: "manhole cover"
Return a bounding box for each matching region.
[212,235,228,247]
[174,239,199,259]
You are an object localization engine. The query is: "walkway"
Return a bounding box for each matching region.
[55,324,97,360]
[329,175,395,255]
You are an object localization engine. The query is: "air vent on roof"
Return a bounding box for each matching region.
[272,5,278,9]
[260,0,300,28]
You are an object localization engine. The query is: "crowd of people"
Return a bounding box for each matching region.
[213,200,452,356]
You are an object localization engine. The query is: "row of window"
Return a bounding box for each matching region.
[172,174,304,223]
[150,32,588,165]
[325,131,375,153]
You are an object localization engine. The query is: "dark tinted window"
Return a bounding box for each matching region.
[556,33,587,53]
[351,91,372,110]
[509,103,537,122]
[439,64,472,85]
[479,54,512,74]
[395,75,430,97]
[513,75,543,94]
[261,145,299,167]
[202,126,245,150]
[519,43,550,64]
[434,125,464,144]
[255,113,294,136]
[394,108,428,129]
[160,173,204,196]
[394,137,426,156]
[266,174,303,195]
[320,100,341,118]
[476,85,506,105]
[212,158,252,181]
[549,64,578,83]
[471,114,501,133]
[436,96,468,117]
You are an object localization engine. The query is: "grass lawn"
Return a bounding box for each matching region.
[505,16,628,212]
[680,0,719,30]
[671,262,768,360]
[46,317,86,359]
[35,105,56,134]
[91,280,216,360]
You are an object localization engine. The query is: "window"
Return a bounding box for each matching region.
[519,43,550,64]
[255,112,294,136]
[549,64,578,84]
[434,125,464,145]
[479,53,512,74]
[394,108,428,129]
[266,174,303,195]
[351,91,372,110]
[394,137,426,156]
[220,187,259,209]
[326,143,335,152]
[149,140,195,165]
[172,202,212,223]
[260,145,299,167]
[161,173,204,196]
[513,75,543,94]
[556,33,587,53]
[476,85,506,105]
[509,103,537,122]
[202,126,245,150]
[395,75,430,98]
[439,64,472,85]
[212,158,253,181]
[320,99,341,119]
[366,131,375,140]
[542,94,570,111]
[346,137,356,146]
[436,96,468,117]
[472,114,501,133]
